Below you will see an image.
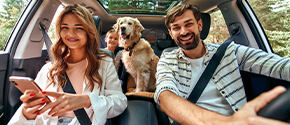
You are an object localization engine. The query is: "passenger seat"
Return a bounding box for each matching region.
[151,39,177,57]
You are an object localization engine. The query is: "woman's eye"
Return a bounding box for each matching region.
[76,27,84,30]
[61,27,68,30]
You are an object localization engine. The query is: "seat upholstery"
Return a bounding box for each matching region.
[116,100,158,125]
[92,16,102,35]
[93,16,107,48]
[152,39,177,57]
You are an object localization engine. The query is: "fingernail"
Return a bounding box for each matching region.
[42,98,46,102]
[41,102,45,105]
[37,112,40,115]
[30,93,35,96]
[42,91,46,94]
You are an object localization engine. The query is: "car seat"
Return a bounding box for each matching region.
[92,15,158,125]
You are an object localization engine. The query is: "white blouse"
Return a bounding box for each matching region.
[8,57,127,125]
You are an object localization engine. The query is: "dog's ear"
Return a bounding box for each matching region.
[133,18,144,34]
[113,18,121,33]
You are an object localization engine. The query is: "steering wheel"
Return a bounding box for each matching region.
[257,86,290,121]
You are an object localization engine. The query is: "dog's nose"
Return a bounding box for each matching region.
[121,27,126,31]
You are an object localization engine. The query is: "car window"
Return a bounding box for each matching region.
[248,0,290,58]
[48,5,64,43]
[204,10,230,44]
[0,0,30,50]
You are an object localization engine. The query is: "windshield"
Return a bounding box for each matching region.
[98,0,181,15]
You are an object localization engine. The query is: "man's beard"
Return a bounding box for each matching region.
[176,32,200,50]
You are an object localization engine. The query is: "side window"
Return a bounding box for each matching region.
[47,5,64,43]
[204,10,230,43]
[141,29,167,45]
[248,0,290,57]
[0,0,30,50]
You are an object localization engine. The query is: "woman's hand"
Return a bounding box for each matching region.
[20,90,49,120]
[38,91,91,116]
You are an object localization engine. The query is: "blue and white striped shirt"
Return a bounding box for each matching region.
[154,41,290,112]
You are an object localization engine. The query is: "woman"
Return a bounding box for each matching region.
[8,4,127,125]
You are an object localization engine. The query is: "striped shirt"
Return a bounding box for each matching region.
[154,41,290,112]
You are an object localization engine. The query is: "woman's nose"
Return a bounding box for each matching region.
[68,29,75,35]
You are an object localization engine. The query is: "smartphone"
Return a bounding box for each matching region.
[9,76,51,102]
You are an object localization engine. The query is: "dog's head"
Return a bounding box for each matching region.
[113,17,144,47]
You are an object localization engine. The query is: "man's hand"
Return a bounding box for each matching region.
[159,86,290,125]
[230,86,289,125]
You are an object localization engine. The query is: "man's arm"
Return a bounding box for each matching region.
[159,87,289,125]
[235,44,290,81]
[159,90,228,125]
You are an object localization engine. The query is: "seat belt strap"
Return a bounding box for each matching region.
[63,73,92,125]
[40,23,54,63]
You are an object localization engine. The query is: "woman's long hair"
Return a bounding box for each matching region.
[47,4,108,91]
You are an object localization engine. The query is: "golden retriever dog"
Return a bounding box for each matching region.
[113,17,159,92]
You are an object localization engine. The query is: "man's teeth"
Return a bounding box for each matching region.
[181,36,192,41]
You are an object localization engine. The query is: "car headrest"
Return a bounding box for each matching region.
[156,39,175,50]
[92,16,102,35]
[200,13,211,40]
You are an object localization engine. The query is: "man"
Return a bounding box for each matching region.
[154,3,290,125]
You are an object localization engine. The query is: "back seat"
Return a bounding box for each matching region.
[92,15,159,125]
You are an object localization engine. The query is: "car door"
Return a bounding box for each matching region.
[0,0,60,124]
[225,0,290,100]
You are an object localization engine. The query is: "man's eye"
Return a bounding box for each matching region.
[172,27,180,30]
[186,23,193,27]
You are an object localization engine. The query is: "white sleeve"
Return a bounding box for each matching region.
[8,63,52,125]
[88,57,127,125]
[7,105,36,125]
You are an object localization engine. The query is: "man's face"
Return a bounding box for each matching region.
[168,10,202,50]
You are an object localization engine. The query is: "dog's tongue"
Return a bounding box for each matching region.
[121,34,127,39]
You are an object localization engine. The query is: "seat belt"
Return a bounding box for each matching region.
[63,73,92,125]
[40,23,92,125]
[172,31,239,125]
[40,23,54,63]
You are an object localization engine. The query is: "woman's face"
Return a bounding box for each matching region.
[60,14,87,52]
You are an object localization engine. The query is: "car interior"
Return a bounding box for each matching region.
[1,0,290,124]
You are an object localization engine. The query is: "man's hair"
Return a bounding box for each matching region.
[165,3,201,30]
